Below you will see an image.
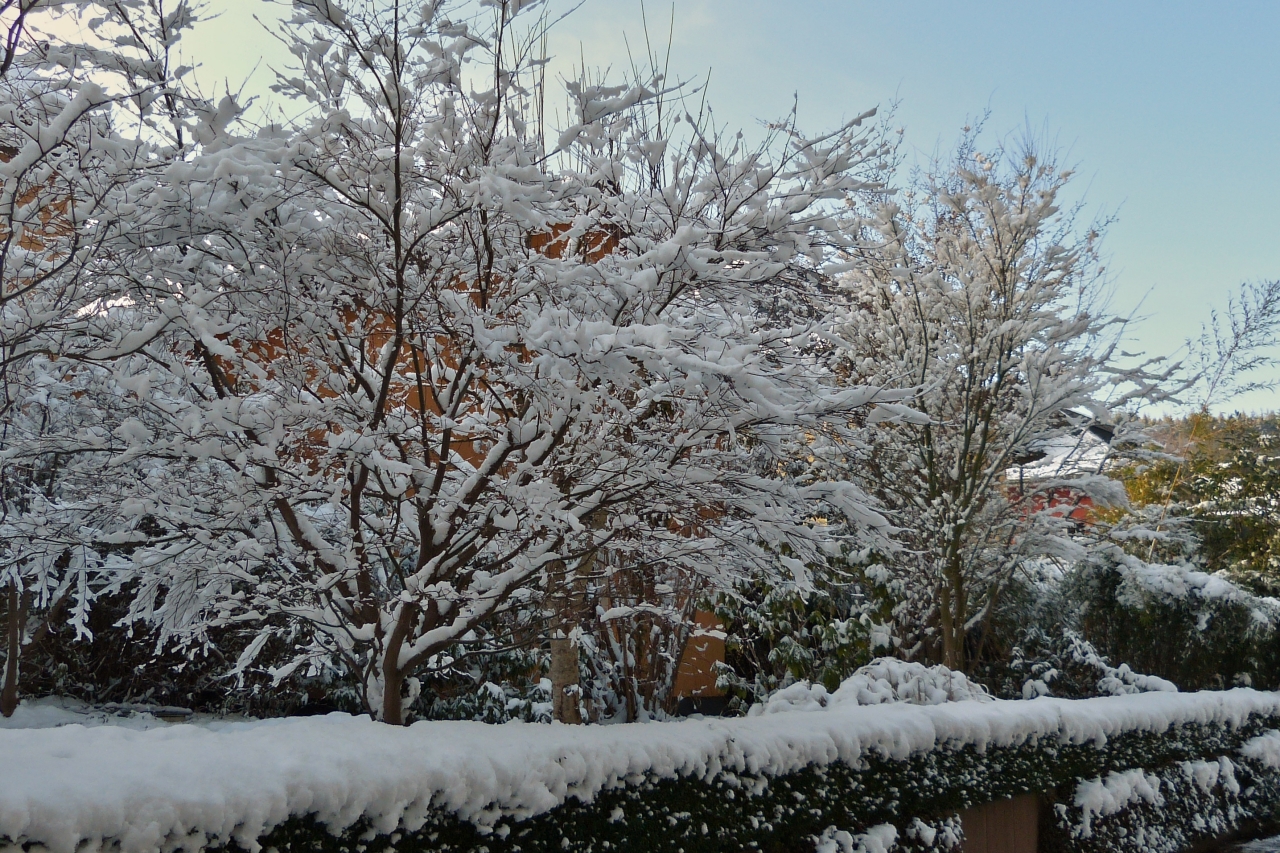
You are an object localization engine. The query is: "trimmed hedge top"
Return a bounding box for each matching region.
[4,689,1280,853]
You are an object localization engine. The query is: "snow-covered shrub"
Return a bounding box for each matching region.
[1064,551,1280,691]
[982,545,1280,700]
[834,658,994,706]
[409,639,552,724]
[17,591,361,718]
[715,571,886,713]
[748,658,992,715]
[1011,629,1178,700]
[418,675,552,725]
[1116,413,1280,595]
[576,567,701,723]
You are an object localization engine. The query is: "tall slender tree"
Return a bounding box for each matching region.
[832,139,1165,671]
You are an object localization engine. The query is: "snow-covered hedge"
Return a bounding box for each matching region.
[4,690,1280,853]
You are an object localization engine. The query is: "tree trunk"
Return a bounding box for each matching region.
[550,636,581,724]
[938,576,966,672]
[938,582,957,669]
[381,662,405,726]
[1,586,25,718]
[937,541,970,673]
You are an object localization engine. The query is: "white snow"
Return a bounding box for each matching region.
[1239,729,1280,769]
[0,699,237,732]
[1179,757,1240,796]
[1073,768,1164,837]
[1111,555,1280,625]
[814,823,898,853]
[1006,428,1111,482]
[2,688,1280,853]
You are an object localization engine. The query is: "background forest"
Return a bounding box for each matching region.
[1,0,1279,726]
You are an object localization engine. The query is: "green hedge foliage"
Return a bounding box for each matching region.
[208,713,1280,853]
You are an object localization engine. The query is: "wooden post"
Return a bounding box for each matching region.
[548,510,604,724]
[1,586,25,718]
[549,636,581,724]
[959,794,1039,853]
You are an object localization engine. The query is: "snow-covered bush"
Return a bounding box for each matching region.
[410,638,552,724]
[1061,550,1280,692]
[965,541,1280,701]
[1117,414,1280,594]
[1012,629,1179,700]
[714,569,887,713]
[834,658,994,706]
[14,593,347,718]
[748,658,992,715]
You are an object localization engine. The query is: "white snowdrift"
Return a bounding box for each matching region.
[3,689,1280,853]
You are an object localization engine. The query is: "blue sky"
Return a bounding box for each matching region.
[186,0,1279,412]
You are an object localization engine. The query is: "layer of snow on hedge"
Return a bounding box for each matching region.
[4,688,1280,853]
[1240,729,1280,768]
[814,823,898,853]
[1179,757,1240,796]
[1073,768,1164,837]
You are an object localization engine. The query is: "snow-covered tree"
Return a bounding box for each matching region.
[104,0,897,724]
[831,139,1163,672]
[0,0,212,715]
